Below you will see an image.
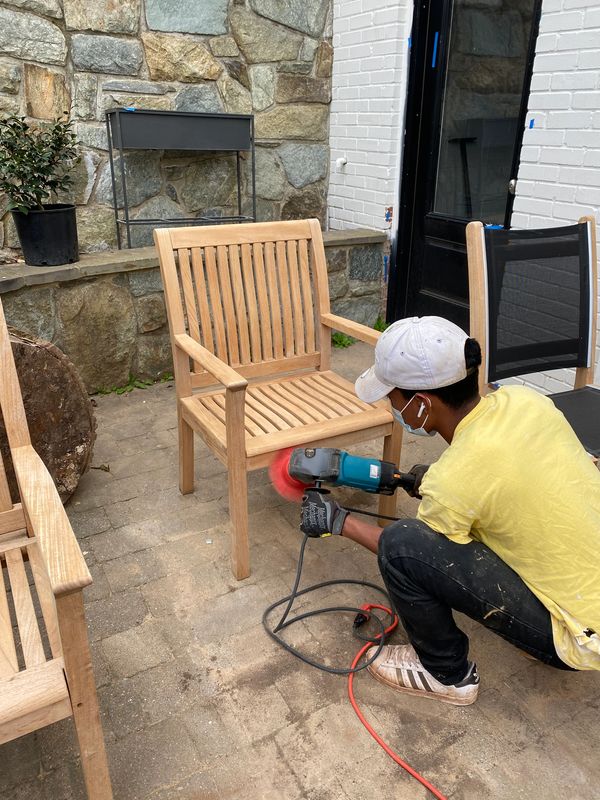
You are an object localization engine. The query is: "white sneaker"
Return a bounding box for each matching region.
[366,644,479,706]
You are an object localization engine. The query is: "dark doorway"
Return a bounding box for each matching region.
[387,0,543,330]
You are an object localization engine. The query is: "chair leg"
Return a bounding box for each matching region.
[55,591,113,800]
[378,422,403,525]
[178,409,194,495]
[228,456,250,580]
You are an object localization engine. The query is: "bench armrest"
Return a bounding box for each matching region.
[174,334,248,391]
[11,446,91,596]
[320,313,381,346]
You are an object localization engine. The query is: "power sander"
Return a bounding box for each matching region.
[269,447,418,501]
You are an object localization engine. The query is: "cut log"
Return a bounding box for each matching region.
[0,329,96,504]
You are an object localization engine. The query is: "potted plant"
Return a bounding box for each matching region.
[0,116,80,266]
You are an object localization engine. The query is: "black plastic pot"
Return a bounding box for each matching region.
[11,204,79,267]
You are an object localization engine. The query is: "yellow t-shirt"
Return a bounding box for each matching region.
[417,385,600,670]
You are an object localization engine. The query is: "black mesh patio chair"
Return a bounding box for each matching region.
[466,216,600,458]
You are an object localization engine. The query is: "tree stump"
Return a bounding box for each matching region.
[0,329,96,505]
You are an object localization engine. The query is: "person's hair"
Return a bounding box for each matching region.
[398,338,482,410]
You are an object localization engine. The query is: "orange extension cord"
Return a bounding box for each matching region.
[347,603,449,800]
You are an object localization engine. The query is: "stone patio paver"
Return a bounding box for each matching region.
[1,342,599,799]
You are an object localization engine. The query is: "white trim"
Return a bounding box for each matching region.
[480,226,490,383]
[586,220,594,370]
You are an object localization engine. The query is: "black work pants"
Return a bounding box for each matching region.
[378,519,574,685]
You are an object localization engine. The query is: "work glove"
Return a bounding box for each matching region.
[300,489,349,538]
[406,464,430,499]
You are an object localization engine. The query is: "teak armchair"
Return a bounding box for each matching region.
[154,219,401,579]
[466,215,600,457]
[0,299,112,799]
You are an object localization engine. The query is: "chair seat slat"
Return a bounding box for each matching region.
[250,387,297,429]
[265,382,321,424]
[244,394,289,432]
[319,372,374,411]
[209,394,265,437]
[297,376,355,415]
[280,380,339,421]
[246,409,392,459]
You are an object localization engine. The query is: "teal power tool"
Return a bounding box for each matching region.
[274,446,418,499]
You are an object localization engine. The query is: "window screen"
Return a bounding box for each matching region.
[484,223,591,382]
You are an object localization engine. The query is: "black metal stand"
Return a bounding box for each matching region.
[105,109,257,249]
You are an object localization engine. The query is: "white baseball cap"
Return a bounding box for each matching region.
[355,316,470,403]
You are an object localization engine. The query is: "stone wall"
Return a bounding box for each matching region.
[0,0,333,258]
[0,230,387,392]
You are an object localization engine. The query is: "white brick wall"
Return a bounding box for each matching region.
[327,0,413,233]
[511,0,600,392]
[328,0,599,391]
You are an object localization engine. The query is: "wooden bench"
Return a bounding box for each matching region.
[0,298,112,799]
[154,219,402,579]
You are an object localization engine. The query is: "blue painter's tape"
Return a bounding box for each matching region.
[408,36,412,49]
[124,106,136,112]
[431,31,439,68]
[485,224,503,229]
[529,119,534,129]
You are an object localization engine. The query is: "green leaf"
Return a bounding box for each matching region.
[0,114,80,210]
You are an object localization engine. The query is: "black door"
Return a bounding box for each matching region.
[388,0,542,330]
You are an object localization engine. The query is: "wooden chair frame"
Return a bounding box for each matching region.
[154,219,401,579]
[466,215,598,396]
[0,299,112,799]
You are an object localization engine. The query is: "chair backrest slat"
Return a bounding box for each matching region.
[228,244,251,364]
[264,241,286,360]
[216,245,240,365]
[298,238,316,354]
[240,243,262,362]
[190,247,214,354]
[287,240,305,355]
[5,547,46,668]
[179,247,201,344]
[0,299,31,511]
[252,242,274,361]
[157,220,328,384]
[203,245,229,362]
[275,240,294,356]
[0,564,18,675]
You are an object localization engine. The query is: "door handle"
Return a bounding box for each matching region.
[508,179,517,195]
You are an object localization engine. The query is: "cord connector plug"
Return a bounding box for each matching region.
[353,604,371,629]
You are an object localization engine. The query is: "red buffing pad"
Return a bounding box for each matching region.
[269,447,309,502]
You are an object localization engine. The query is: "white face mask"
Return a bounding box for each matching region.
[392,396,436,437]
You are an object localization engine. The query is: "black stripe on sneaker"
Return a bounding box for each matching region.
[419,672,433,692]
[406,669,420,690]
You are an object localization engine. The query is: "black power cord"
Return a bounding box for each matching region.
[262,506,399,674]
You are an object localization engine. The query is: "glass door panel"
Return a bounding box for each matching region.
[433,0,537,224]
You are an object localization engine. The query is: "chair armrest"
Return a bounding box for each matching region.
[174,334,248,391]
[320,313,381,346]
[10,446,91,596]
